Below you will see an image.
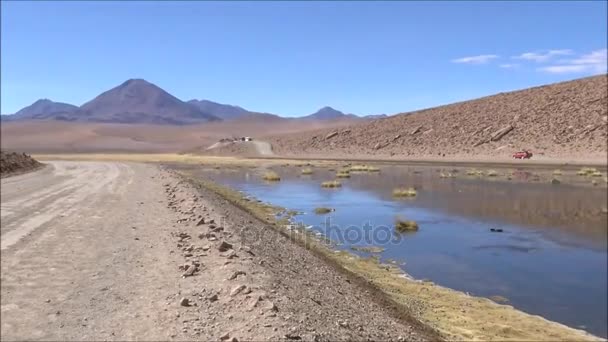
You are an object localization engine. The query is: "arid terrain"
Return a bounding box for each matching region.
[2,158,603,341]
[268,75,608,163]
[2,75,607,164]
[0,161,438,341]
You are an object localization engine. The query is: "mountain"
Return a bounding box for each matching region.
[8,99,79,121]
[301,106,358,120]
[78,79,220,124]
[4,79,376,125]
[187,99,250,121]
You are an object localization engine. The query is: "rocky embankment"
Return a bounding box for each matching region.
[0,150,42,177]
[160,168,437,341]
[268,75,607,162]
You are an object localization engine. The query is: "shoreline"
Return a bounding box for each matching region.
[33,152,608,171]
[177,168,604,341]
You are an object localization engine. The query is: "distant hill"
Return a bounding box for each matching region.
[301,106,358,120]
[187,99,249,121]
[9,99,79,121]
[79,79,220,124]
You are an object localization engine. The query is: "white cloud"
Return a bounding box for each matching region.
[538,48,607,74]
[451,54,498,64]
[499,63,519,69]
[570,48,607,65]
[537,65,589,74]
[513,49,573,62]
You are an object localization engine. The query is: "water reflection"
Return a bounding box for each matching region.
[176,163,607,337]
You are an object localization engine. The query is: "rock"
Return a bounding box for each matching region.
[551,178,561,185]
[247,295,262,311]
[373,142,386,150]
[489,228,504,233]
[220,332,230,340]
[207,294,219,302]
[196,218,206,226]
[182,264,197,277]
[240,245,255,256]
[218,241,233,252]
[411,126,422,135]
[179,297,190,307]
[285,334,302,340]
[230,285,247,297]
[225,250,238,259]
[266,301,278,312]
[393,134,401,141]
[325,131,338,140]
[473,139,488,147]
[227,270,246,280]
[490,125,514,141]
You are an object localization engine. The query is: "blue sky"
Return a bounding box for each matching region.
[1,1,606,116]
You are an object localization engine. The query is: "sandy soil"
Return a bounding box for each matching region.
[0,161,436,341]
[0,119,352,154]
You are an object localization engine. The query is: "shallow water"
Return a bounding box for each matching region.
[183,164,608,337]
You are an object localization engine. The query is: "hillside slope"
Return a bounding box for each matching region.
[269,75,608,161]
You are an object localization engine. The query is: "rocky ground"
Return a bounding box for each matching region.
[267,75,608,163]
[0,161,437,341]
[0,150,42,177]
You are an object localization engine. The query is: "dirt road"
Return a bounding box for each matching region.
[1,161,436,341]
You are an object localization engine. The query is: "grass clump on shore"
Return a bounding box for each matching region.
[395,218,419,232]
[591,171,603,177]
[314,207,334,215]
[392,187,417,197]
[552,169,562,175]
[336,169,351,178]
[486,170,498,177]
[466,169,484,176]
[321,180,342,188]
[301,167,313,175]
[577,167,599,176]
[350,164,380,172]
[351,246,385,253]
[262,171,281,181]
[440,172,455,178]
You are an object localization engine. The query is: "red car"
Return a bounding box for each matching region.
[513,150,533,159]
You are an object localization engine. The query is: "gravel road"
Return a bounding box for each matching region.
[1,161,437,341]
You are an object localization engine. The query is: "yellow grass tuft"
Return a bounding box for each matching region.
[395,218,419,232]
[301,167,313,175]
[336,169,351,178]
[350,164,381,172]
[314,207,334,214]
[262,171,281,181]
[393,187,417,197]
[321,180,342,188]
